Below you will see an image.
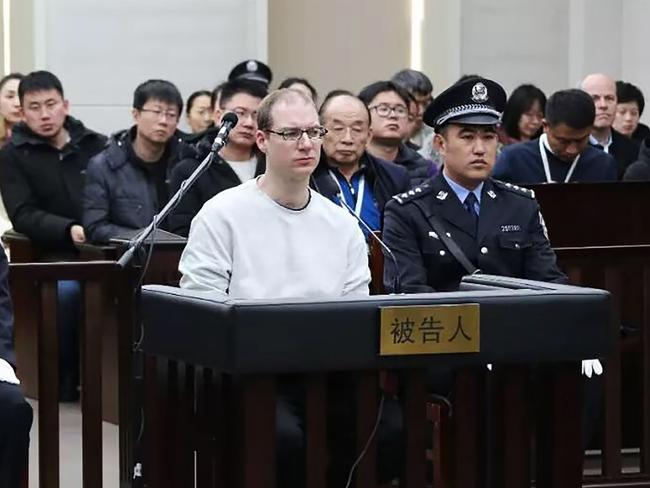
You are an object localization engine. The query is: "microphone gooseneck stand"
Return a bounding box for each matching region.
[118,114,238,485]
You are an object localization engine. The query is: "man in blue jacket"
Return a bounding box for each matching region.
[0,247,32,487]
[310,90,410,235]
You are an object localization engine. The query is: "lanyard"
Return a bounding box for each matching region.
[329,170,365,216]
[539,134,580,183]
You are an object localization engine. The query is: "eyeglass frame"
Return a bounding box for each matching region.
[138,108,180,120]
[368,103,409,119]
[265,126,328,141]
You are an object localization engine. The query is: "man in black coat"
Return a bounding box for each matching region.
[168,79,268,237]
[623,137,650,180]
[310,90,409,233]
[0,246,32,488]
[0,71,106,402]
[83,79,191,243]
[382,76,567,293]
[359,81,436,187]
[0,71,107,251]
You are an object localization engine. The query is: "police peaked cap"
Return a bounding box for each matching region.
[228,59,273,86]
[424,77,506,129]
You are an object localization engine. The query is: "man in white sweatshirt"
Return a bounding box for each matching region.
[179,88,370,298]
[179,90,403,487]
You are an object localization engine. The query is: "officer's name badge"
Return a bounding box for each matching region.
[500,224,521,233]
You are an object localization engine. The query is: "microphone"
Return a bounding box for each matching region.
[316,174,402,294]
[211,112,239,150]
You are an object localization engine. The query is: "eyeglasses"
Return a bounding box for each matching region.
[139,108,179,120]
[266,126,328,141]
[227,107,259,121]
[369,104,409,118]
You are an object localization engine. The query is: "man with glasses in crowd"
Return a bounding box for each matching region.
[83,79,190,243]
[169,79,267,236]
[0,70,106,402]
[359,80,435,187]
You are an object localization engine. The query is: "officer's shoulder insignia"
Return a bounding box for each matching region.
[392,181,432,204]
[491,179,535,199]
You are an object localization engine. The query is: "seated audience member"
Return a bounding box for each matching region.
[278,76,318,104]
[359,80,436,187]
[185,90,212,134]
[0,247,32,488]
[310,90,409,235]
[614,80,650,144]
[228,59,272,88]
[493,89,617,183]
[0,70,107,401]
[168,79,267,236]
[580,73,639,178]
[83,79,190,243]
[498,84,546,146]
[179,88,400,487]
[623,138,650,180]
[0,73,23,147]
[390,69,434,152]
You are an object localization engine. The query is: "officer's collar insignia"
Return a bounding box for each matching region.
[436,191,448,200]
[246,60,258,72]
[428,231,439,240]
[471,82,489,103]
[487,190,496,199]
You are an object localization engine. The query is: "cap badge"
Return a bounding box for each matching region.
[246,60,258,72]
[471,82,489,103]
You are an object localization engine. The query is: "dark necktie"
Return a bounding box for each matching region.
[464,192,479,232]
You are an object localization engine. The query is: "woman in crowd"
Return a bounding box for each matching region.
[498,83,546,146]
[185,89,212,134]
[0,73,23,147]
[278,77,318,104]
[614,80,650,144]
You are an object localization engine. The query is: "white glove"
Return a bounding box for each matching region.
[0,358,19,385]
[581,359,603,378]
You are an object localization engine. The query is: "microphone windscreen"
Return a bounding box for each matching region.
[221,112,239,127]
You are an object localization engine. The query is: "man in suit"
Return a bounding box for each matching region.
[382,76,566,293]
[0,247,32,487]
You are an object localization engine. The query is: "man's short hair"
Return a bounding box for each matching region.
[18,70,64,104]
[219,79,268,109]
[318,89,371,124]
[133,79,183,114]
[545,89,595,130]
[616,80,645,116]
[358,81,411,109]
[278,77,318,101]
[257,88,314,132]
[391,69,433,96]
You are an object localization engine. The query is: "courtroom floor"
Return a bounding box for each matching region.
[27,399,120,488]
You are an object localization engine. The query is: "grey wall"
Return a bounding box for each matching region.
[29,0,267,135]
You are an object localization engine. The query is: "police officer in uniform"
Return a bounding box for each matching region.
[382,77,567,293]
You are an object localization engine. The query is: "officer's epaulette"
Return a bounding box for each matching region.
[392,181,433,204]
[492,179,535,199]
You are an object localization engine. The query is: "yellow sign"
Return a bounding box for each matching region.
[379,304,480,356]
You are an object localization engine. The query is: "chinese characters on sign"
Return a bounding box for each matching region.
[380,304,480,355]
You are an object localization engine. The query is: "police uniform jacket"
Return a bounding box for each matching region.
[382,172,567,293]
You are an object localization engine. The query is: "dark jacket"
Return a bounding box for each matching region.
[310,150,410,216]
[632,123,650,145]
[0,117,107,250]
[623,137,650,181]
[83,128,190,243]
[0,248,14,366]
[382,173,567,293]
[590,129,639,179]
[394,142,437,187]
[168,129,265,237]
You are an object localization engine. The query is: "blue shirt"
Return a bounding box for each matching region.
[331,167,380,237]
[442,172,483,215]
